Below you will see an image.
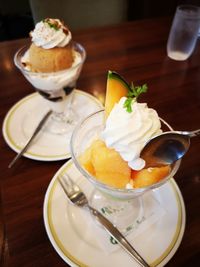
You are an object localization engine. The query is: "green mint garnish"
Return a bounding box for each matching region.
[43,19,60,31]
[123,83,148,113]
[47,22,59,30]
[123,97,136,113]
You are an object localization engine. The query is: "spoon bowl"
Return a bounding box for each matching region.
[141,129,200,167]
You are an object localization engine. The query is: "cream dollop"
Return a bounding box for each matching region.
[30,19,72,49]
[101,97,162,170]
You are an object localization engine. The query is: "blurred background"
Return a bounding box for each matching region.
[0,0,200,42]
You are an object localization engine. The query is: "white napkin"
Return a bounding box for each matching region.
[89,191,166,254]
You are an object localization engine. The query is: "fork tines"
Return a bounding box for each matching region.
[58,173,79,194]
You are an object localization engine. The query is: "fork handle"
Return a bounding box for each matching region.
[88,206,150,267]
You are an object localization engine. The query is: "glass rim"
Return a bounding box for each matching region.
[70,109,181,194]
[14,41,86,76]
[177,5,200,18]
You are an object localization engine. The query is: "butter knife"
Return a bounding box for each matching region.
[8,110,52,168]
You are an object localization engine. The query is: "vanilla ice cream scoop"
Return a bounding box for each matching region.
[101,97,162,170]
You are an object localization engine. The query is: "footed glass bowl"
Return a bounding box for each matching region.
[70,110,181,232]
[70,110,180,199]
[14,42,86,134]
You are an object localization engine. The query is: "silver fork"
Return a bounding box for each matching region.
[58,173,150,267]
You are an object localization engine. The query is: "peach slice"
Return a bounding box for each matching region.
[79,146,95,176]
[80,139,131,188]
[132,166,171,188]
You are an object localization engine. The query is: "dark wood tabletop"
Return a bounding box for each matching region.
[0,17,200,267]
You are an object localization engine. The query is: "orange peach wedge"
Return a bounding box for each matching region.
[80,139,131,189]
[131,166,171,188]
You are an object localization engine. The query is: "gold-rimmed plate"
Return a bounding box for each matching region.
[43,160,185,267]
[3,90,103,161]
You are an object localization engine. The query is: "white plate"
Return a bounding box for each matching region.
[2,90,103,161]
[43,160,185,267]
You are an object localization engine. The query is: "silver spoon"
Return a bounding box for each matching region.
[140,129,200,167]
[8,110,52,168]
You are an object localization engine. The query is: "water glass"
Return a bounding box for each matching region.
[167,5,200,61]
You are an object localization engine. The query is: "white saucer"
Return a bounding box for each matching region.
[2,90,103,161]
[43,160,185,267]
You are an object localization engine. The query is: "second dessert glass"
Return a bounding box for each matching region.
[70,110,181,234]
[14,42,86,135]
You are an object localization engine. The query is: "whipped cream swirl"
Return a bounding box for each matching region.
[101,97,162,170]
[30,18,72,49]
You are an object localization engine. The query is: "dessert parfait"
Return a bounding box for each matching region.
[75,71,179,191]
[14,18,86,134]
[70,71,180,231]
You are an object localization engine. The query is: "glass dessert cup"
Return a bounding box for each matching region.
[70,110,181,234]
[14,42,86,135]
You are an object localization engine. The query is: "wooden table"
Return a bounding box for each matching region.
[0,17,200,267]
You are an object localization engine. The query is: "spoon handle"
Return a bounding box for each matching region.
[8,110,52,168]
[189,129,200,138]
[88,206,149,267]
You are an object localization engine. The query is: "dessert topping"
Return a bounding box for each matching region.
[123,83,148,113]
[101,97,162,170]
[30,18,72,49]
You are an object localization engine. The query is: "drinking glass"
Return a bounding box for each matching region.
[167,5,200,61]
[70,110,181,233]
[14,42,86,134]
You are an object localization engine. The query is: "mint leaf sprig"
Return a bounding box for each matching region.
[43,19,60,31]
[123,83,148,113]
